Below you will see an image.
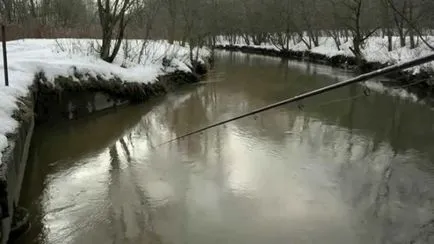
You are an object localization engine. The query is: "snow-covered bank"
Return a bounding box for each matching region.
[0,39,210,165]
[215,36,434,102]
[215,36,434,73]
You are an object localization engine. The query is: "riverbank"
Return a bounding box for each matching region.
[0,38,209,243]
[215,36,434,100]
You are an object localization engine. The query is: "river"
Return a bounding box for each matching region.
[18,51,434,244]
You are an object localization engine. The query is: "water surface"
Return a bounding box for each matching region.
[19,51,434,244]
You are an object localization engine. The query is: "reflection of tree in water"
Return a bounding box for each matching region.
[280,83,434,243]
[119,138,132,163]
[376,115,434,244]
[178,89,209,155]
[107,142,162,244]
[410,220,434,244]
[219,51,434,161]
[125,54,434,243]
[108,144,124,243]
[338,98,434,244]
[373,99,400,225]
[346,85,357,140]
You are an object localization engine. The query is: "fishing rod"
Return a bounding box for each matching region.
[158,53,434,146]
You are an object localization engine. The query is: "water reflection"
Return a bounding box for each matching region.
[19,51,434,244]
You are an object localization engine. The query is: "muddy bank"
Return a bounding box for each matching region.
[33,70,200,124]
[214,45,434,101]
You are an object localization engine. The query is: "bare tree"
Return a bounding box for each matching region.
[380,0,393,51]
[391,0,408,47]
[337,0,379,65]
[325,0,346,50]
[179,0,208,65]
[29,0,36,18]
[267,0,295,51]
[1,0,13,22]
[1,0,433,58]
[162,0,177,44]
[131,0,162,63]
[294,0,322,48]
[97,0,135,63]
[239,0,268,45]
[387,0,434,50]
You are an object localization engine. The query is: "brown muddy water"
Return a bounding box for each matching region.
[18,51,434,244]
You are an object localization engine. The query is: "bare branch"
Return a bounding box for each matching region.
[387,0,434,50]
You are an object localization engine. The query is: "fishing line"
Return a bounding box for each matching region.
[389,77,431,89]
[156,53,434,147]
[313,93,367,109]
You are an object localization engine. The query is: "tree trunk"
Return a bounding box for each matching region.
[350,0,365,67]
[344,29,349,42]
[393,1,407,47]
[228,35,235,45]
[242,34,250,45]
[100,25,113,61]
[163,0,177,44]
[300,34,311,49]
[137,40,148,64]
[399,31,406,47]
[307,30,318,47]
[409,29,416,49]
[387,0,434,51]
[189,38,194,64]
[108,18,127,63]
[408,1,416,49]
[252,33,266,46]
[168,19,176,44]
[312,31,319,47]
[387,28,393,51]
[2,0,13,22]
[97,0,131,63]
[292,34,299,45]
[285,32,290,50]
[29,0,37,18]
[329,30,341,51]
[351,42,363,67]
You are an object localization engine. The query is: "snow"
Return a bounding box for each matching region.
[216,35,434,72]
[4,39,210,83]
[364,81,419,102]
[216,35,433,104]
[361,37,434,73]
[286,58,420,103]
[0,38,210,166]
